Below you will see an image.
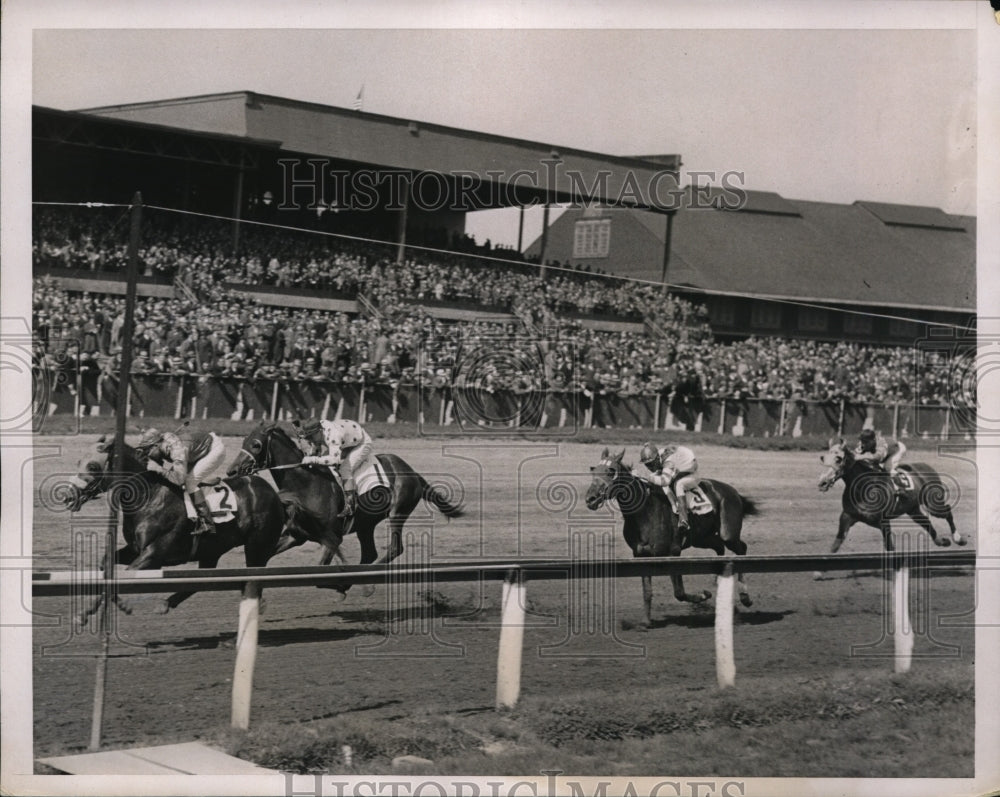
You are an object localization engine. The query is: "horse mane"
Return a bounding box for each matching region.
[94,439,185,496]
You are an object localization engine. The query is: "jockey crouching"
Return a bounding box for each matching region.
[297,418,374,518]
[640,441,699,555]
[855,428,907,492]
[137,428,226,535]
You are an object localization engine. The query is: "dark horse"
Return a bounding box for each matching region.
[227,422,464,594]
[817,438,967,554]
[585,447,758,627]
[65,434,286,624]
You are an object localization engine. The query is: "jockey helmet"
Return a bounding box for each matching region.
[859,428,877,452]
[639,442,661,470]
[137,427,162,449]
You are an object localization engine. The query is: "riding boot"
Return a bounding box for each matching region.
[190,488,215,535]
[675,493,690,553]
[338,489,357,518]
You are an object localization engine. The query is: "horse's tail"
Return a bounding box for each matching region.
[421,478,464,519]
[739,495,760,516]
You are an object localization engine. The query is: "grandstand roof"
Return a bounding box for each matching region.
[529,189,975,312]
[77,91,681,209]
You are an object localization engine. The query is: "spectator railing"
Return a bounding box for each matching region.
[34,369,973,440]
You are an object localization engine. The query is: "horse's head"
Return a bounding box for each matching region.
[585,447,628,510]
[228,422,301,476]
[818,437,852,492]
[65,435,116,511]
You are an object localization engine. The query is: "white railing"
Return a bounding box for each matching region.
[33,550,976,731]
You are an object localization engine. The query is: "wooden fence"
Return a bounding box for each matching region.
[33,550,976,730]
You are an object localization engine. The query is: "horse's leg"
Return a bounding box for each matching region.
[159,554,223,613]
[723,531,753,607]
[830,512,855,554]
[75,544,141,629]
[814,512,857,580]
[881,520,895,552]
[670,572,712,604]
[925,504,966,546]
[376,515,406,565]
[317,545,350,603]
[641,575,654,628]
[907,510,950,547]
[356,522,379,565]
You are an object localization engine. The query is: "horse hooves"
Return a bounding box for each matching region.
[954,537,968,546]
[329,589,348,604]
[153,600,171,615]
[812,571,825,581]
[936,538,951,547]
[739,593,753,608]
[360,584,376,598]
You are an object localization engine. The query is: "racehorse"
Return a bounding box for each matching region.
[818,438,967,553]
[585,447,758,627]
[64,433,286,624]
[227,422,464,594]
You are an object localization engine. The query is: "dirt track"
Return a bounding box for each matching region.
[29,436,977,760]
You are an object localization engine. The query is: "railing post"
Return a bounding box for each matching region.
[715,562,736,688]
[778,399,787,436]
[893,564,913,674]
[232,581,261,729]
[838,399,846,437]
[496,569,526,710]
[654,392,661,432]
[718,398,726,434]
[892,402,900,439]
[174,377,183,420]
[270,381,279,421]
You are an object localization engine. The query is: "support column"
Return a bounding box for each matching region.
[715,563,736,688]
[232,581,262,729]
[496,570,526,710]
[396,174,410,265]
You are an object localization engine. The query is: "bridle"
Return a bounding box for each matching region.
[818,445,848,491]
[236,428,273,475]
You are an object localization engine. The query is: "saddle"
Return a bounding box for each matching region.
[891,470,914,492]
[682,484,714,516]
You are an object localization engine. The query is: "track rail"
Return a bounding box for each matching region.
[32,550,977,596]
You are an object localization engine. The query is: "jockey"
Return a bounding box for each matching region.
[855,428,907,481]
[297,418,374,517]
[136,427,226,535]
[639,441,699,540]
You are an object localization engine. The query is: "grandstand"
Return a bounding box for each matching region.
[30,95,975,433]
[526,192,975,345]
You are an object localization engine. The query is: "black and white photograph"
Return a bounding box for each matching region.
[2,2,999,795]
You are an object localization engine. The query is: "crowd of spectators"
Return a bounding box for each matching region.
[31,207,966,407]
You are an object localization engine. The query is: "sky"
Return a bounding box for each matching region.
[30,24,977,249]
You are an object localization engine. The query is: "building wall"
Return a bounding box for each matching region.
[527,207,666,282]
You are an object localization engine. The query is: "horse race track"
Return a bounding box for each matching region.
[28,433,977,777]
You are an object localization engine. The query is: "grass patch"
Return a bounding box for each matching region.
[216,665,972,777]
